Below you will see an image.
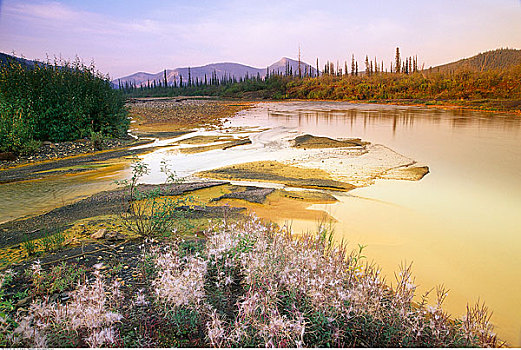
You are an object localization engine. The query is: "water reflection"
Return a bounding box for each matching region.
[0,162,128,224]
[239,102,521,346]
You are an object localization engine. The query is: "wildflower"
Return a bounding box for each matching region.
[223,275,233,286]
[31,260,41,276]
[134,289,148,306]
[12,267,122,348]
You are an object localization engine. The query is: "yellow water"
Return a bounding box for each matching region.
[0,162,128,224]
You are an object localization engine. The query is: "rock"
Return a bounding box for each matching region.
[0,152,17,161]
[91,228,106,239]
[105,231,126,241]
[16,296,32,307]
[42,141,52,146]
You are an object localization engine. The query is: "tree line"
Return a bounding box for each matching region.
[120,47,521,111]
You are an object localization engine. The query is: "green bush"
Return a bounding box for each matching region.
[0,56,129,154]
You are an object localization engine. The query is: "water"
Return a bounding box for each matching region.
[0,162,128,224]
[1,101,520,345]
[229,102,521,346]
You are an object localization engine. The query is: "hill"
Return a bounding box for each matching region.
[113,57,316,88]
[431,48,521,73]
[0,52,38,68]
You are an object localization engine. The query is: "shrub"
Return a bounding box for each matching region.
[4,216,501,347]
[0,56,129,154]
[119,160,195,238]
[12,263,122,348]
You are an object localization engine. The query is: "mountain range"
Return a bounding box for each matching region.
[112,57,316,88]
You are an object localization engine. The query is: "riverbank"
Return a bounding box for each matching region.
[0,98,253,183]
[259,97,521,115]
[360,98,521,114]
[0,137,142,170]
[0,212,500,348]
[128,98,253,135]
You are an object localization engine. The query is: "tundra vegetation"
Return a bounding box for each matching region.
[0,216,500,347]
[0,51,507,347]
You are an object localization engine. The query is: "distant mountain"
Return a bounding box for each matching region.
[430,48,521,73]
[112,57,316,88]
[267,57,316,76]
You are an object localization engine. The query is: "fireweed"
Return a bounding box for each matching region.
[11,264,123,347]
[183,216,498,347]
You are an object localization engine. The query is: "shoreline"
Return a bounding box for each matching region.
[1,97,517,173]
[263,97,521,115]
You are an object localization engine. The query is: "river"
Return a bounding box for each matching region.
[1,101,520,345]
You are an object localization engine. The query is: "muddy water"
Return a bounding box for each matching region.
[1,101,520,345]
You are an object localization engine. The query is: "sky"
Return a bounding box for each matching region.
[1,0,520,78]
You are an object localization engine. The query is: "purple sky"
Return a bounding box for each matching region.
[1,0,520,78]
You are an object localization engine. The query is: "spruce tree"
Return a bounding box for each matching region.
[298,46,302,78]
[395,47,401,73]
[351,55,355,76]
[163,69,167,87]
[188,67,191,87]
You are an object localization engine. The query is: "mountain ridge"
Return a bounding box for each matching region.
[112,57,317,88]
